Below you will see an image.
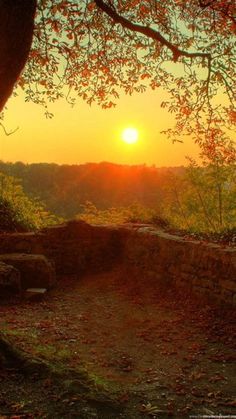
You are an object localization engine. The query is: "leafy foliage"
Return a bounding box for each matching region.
[18,0,236,154]
[0,172,61,232]
[0,161,168,218]
[77,201,163,225]
[0,161,234,235]
[163,161,236,233]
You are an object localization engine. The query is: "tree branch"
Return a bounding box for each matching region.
[199,0,236,26]
[94,0,211,63]
[0,123,19,136]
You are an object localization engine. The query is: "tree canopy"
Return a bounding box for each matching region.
[1,1,236,158]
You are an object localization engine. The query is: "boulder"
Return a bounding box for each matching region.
[0,254,56,290]
[0,261,21,294]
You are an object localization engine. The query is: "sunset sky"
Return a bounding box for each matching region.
[1,86,200,167]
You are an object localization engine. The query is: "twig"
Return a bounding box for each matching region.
[0,123,19,136]
[94,0,212,63]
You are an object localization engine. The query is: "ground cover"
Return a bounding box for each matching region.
[0,268,235,418]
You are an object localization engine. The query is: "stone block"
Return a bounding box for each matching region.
[192,278,204,287]
[0,261,21,293]
[221,288,233,303]
[202,279,216,290]
[181,264,194,273]
[192,286,209,298]
[219,279,236,293]
[0,254,56,290]
[25,288,47,301]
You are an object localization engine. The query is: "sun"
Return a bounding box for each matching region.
[122,127,139,144]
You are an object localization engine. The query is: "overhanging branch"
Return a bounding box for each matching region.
[94,0,212,63]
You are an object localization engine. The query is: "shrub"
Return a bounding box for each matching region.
[77,201,164,225]
[161,161,236,234]
[0,172,61,232]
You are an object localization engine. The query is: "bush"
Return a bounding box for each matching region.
[77,201,164,225]
[161,162,236,233]
[0,172,61,232]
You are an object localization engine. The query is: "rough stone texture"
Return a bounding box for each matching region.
[0,221,235,305]
[123,226,236,306]
[40,220,127,275]
[0,254,56,290]
[0,262,21,294]
[0,221,127,276]
[0,232,44,254]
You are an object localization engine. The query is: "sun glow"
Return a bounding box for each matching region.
[122,127,139,144]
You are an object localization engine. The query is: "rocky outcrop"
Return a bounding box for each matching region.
[0,262,21,294]
[0,254,56,290]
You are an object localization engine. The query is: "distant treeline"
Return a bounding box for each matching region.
[0,161,184,218]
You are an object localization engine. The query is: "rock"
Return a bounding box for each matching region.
[25,288,47,301]
[219,279,236,293]
[0,254,56,290]
[0,261,21,294]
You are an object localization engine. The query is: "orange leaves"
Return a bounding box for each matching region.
[51,5,58,15]
[38,56,48,66]
[141,72,151,79]
[228,109,236,124]
[51,20,61,33]
[180,106,192,116]
[150,80,160,90]
[230,21,236,33]
[140,4,150,16]
[89,53,98,60]
[67,32,73,40]
[51,1,73,15]
[81,68,91,78]
[87,2,96,12]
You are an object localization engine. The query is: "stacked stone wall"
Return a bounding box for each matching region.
[0,221,235,305]
[123,227,236,306]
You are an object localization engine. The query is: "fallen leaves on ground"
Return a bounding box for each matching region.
[0,268,235,418]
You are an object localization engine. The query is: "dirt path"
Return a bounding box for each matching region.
[0,268,235,418]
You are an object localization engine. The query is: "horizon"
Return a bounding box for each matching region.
[0,87,202,167]
[0,158,192,169]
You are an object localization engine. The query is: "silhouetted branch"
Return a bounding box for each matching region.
[94,0,212,63]
[0,123,19,136]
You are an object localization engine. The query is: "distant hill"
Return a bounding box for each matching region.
[0,161,185,218]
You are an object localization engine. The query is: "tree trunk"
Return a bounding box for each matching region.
[0,0,37,112]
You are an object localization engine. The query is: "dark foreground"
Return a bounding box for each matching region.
[0,268,235,418]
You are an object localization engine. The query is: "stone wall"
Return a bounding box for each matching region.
[0,221,127,276]
[123,226,236,306]
[0,221,235,305]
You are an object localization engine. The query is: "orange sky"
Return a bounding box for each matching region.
[0,86,200,167]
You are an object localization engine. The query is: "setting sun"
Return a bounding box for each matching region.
[122,127,139,144]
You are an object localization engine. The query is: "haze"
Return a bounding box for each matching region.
[1,87,200,167]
